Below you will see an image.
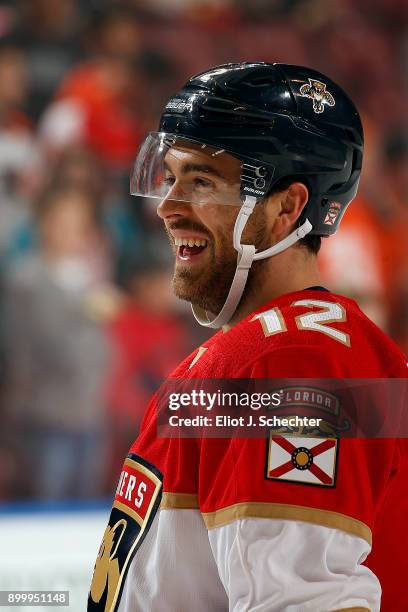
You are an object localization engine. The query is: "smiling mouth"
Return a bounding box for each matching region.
[174,237,208,261]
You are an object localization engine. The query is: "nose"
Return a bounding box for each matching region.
[157,188,194,220]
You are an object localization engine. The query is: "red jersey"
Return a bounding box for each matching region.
[89,289,407,612]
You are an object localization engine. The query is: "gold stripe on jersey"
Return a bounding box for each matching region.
[123,456,162,487]
[331,608,370,611]
[112,500,143,526]
[161,492,199,509]
[202,501,372,545]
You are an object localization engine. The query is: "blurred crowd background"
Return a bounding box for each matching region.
[0,0,406,502]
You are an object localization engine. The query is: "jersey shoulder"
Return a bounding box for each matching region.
[188,289,406,378]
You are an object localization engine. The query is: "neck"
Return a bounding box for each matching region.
[222,245,321,331]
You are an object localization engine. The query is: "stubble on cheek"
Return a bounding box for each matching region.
[172,237,238,315]
[168,202,268,315]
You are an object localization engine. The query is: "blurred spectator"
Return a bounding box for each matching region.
[0,40,35,256]
[381,132,408,351]
[0,434,31,500]
[48,144,105,199]
[105,248,193,486]
[2,186,115,500]
[137,49,178,126]
[46,144,145,261]
[238,0,306,21]
[6,142,145,273]
[141,0,237,25]
[319,196,389,330]
[12,0,83,120]
[39,4,145,174]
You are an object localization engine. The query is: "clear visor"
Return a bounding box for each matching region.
[130,132,243,206]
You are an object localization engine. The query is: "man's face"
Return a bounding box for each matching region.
[157,144,269,315]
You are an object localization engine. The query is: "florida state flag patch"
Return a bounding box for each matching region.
[266,435,338,487]
[88,454,162,612]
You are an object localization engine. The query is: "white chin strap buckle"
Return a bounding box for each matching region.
[192,196,313,329]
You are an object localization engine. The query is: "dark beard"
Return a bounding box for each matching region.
[169,202,268,316]
[172,237,237,314]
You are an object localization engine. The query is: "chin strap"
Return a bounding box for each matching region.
[192,196,313,329]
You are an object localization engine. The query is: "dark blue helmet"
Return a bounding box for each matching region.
[159,62,363,236]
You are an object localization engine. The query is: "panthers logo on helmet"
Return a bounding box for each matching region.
[299,79,335,114]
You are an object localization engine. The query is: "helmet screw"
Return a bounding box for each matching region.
[255,166,267,178]
[254,178,266,189]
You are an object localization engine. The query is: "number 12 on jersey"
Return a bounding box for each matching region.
[252,299,350,347]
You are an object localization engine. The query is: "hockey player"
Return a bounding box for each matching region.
[89,63,407,612]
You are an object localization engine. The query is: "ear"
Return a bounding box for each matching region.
[273,182,309,236]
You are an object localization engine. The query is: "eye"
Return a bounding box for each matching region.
[193,177,213,189]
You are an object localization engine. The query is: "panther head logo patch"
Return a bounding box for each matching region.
[299,79,335,114]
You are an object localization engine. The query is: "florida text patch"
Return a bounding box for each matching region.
[88,454,162,611]
[266,435,338,487]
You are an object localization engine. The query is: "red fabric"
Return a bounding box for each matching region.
[4,109,32,133]
[106,305,190,423]
[131,289,407,611]
[56,62,142,168]
[320,196,387,293]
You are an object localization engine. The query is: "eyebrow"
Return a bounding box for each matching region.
[164,160,226,179]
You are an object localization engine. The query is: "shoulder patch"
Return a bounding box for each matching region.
[88,454,162,612]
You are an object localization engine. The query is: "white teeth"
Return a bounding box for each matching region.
[174,237,208,247]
